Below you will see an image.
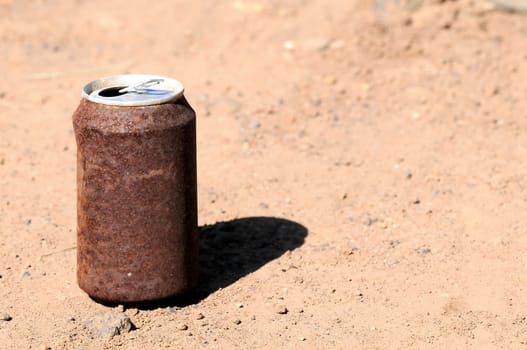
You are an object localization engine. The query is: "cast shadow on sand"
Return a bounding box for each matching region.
[121,216,308,309]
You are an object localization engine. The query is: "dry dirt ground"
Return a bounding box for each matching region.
[1,0,527,349]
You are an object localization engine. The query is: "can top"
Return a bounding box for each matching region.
[82,74,184,107]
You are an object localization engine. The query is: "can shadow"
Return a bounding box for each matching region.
[124,216,307,309]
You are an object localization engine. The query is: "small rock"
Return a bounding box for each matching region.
[415,246,431,255]
[389,240,400,248]
[177,323,188,331]
[325,76,338,85]
[301,38,333,51]
[342,249,355,256]
[24,218,32,225]
[347,240,359,253]
[275,305,288,315]
[251,315,256,320]
[236,303,244,309]
[83,312,134,338]
[233,319,242,325]
[0,312,12,321]
[248,120,261,129]
[196,313,205,320]
[300,337,306,341]
[364,217,380,226]
[127,308,139,316]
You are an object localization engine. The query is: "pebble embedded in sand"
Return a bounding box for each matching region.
[275,306,288,315]
[0,312,12,321]
[82,312,133,338]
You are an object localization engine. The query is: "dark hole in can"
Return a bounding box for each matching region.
[98,86,128,97]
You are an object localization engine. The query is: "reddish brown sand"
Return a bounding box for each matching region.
[1,0,527,349]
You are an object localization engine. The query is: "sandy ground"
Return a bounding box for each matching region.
[1,0,527,348]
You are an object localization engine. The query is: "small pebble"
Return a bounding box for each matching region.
[248,120,261,129]
[415,246,431,255]
[364,217,379,226]
[127,309,139,316]
[236,303,244,309]
[342,248,354,256]
[233,319,242,325]
[300,337,306,341]
[196,313,205,320]
[24,218,32,225]
[0,312,11,321]
[275,306,288,315]
[325,76,338,85]
[83,312,133,339]
[177,323,188,331]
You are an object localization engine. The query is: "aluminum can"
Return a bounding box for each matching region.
[72,74,198,303]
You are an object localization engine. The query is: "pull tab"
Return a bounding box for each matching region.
[118,78,164,94]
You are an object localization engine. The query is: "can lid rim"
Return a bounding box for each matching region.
[82,74,185,107]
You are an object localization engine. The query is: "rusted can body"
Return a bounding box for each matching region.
[72,75,198,303]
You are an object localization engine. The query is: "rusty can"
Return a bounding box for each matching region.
[72,74,198,303]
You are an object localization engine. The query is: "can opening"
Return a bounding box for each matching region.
[82,74,184,107]
[98,86,128,97]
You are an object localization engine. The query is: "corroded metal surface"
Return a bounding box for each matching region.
[73,97,198,303]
